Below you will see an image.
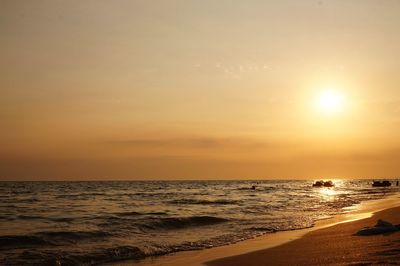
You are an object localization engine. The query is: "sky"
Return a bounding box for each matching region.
[1,0,400,180]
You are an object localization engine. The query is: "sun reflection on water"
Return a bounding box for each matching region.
[314,179,345,199]
[319,188,338,197]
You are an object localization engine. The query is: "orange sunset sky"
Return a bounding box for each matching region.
[1,0,400,180]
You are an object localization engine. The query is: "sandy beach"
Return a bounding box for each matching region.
[116,194,400,266]
[209,205,400,266]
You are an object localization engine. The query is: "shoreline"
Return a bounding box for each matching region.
[112,192,400,266]
[209,197,400,266]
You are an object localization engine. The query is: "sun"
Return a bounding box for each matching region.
[315,89,345,114]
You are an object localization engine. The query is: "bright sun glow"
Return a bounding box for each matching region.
[319,188,338,197]
[315,89,345,114]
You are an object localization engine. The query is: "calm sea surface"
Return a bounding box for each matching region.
[0,180,399,265]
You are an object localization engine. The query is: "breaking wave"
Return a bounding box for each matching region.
[169,199,239,205]
[0,230,111,249]
[141,216,229,230]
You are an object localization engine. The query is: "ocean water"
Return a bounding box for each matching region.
[0,180,399,265]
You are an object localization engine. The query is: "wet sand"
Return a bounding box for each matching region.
[113,193,400,266]
[209,205,400,266]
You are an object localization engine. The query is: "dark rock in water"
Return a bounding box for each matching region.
[376,219,394,228]
[356,219,400,236]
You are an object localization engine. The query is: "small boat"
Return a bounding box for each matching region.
[372,181,391,187]
[312,180,334,187]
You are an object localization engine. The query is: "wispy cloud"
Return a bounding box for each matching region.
[102,137,268,149]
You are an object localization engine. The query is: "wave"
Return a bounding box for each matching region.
[65,245,145,265]
[248,226,277,232]
[14,215,75,223]
[0,230,111,249]
[55,192,106,199]
[48,217,75,222]
[17,215,43,220]
[37,230,110,241]
[2,245,146,266]
[237,186,275,191]
[169,199,238,205]
[0,235,53,249]
[94,211,170,226]
[141,216,229,230]
[114,211,168,217]
[0,215,14,221]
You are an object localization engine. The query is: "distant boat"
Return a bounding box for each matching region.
[312,180,334,187]
[372,180,391,187]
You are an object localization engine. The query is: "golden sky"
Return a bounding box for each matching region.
[1,0,400,180]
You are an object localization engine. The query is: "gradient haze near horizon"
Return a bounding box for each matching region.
[1,0,400,180]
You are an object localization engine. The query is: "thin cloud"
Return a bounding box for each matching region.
[102,137,269,149]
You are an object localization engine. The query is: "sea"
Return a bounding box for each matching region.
[0,180,399,265]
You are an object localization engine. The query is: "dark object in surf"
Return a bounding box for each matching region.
[372,180,391,187]
[312,180,334,188]
[356,219,400,236]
